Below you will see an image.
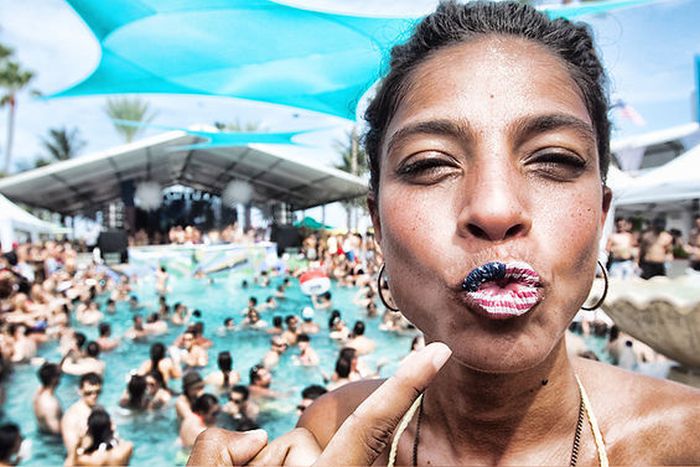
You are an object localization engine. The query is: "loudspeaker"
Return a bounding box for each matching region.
[97,230,129,263]
[270,225,302,257]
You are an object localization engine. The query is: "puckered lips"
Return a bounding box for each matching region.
[460,261,543,320]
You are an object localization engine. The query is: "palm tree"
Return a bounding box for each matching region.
[0,59,35,174]
[41,126,86,162]
[334,127,368,230]
[104,96,156,143]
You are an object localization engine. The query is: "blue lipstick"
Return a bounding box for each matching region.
[461,261,507,292]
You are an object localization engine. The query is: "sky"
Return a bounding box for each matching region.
[0,0,699,228]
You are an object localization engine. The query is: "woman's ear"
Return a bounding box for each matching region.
[367,194,382,245]
[601,185,613,228]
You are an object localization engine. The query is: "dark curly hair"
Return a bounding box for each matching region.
[364,0,610,199]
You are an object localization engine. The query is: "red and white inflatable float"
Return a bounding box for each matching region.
[299,269,331,296]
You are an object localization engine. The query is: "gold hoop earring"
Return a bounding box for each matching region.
[581,260,609,311]
[377,263,400,312]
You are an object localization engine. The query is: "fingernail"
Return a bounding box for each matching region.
[428,342,452,370]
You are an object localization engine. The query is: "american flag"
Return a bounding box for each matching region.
[612,99,646,126]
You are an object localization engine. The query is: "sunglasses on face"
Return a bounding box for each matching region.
[83,389,101,397]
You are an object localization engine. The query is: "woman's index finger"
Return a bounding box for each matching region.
[315,342,451,466]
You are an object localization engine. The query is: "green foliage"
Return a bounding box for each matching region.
[104,96,157,143]
[40,126,86,162]
[0,44,36,173]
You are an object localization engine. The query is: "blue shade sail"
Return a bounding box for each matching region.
[54,0,654,121]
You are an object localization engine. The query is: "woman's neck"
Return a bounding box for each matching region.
[424,339,580,462]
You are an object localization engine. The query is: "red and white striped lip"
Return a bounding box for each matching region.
[463,261,543,320]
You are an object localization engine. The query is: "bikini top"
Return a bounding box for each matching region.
[388,375,608,467]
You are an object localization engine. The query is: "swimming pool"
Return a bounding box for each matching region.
[1,268,417,466]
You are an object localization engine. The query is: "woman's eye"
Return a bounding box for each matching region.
[527,151,586,179]
[395,156,460,183]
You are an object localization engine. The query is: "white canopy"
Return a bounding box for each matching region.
[0,194,67,251]
[615,142,700,206]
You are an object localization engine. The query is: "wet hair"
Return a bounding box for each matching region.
[150,343,166,372]
[192,393,218,416]
[126,374,148,410]
[352,321,366,337]
[106,299,115,306]
[285,314,297,325]
[79,372,103,388]
[249,364,265,385]
[364,0,611,199]
[321,291,331,301]
[38,362,61,387]
[0,423,20,462]
[86,341,100,358]
[230,384,249,401]
[328,310,341,329]
[272,315,283,328]
[335,355,352,378]
[297,333,310,343]
[249,297,257,306]
[301,384,327,401]
[609,325,620,342]
[84,408,114,454]
[75,332,87,350]
[339,347,357,363]
[98,322,111,337]
[224,317,234,326]
[217,351,233,388]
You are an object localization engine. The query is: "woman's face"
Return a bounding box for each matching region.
[371,36,611,373]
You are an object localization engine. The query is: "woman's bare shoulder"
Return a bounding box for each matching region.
[574,358,700,464]
[297,379,385,448]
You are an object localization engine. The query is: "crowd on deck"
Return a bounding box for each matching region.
[0,221,686,465]
[606,214,700,279]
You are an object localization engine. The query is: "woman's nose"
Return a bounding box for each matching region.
[457,162,531,242]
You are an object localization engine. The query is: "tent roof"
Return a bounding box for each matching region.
[0,194,65,234]
[615,141,700,206]
[0,131,368,215]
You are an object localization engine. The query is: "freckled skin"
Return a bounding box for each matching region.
[298,36,700,467]
[373,37,605,373]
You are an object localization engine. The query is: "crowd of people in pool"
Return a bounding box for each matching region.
[0,229,670,465]
[0,233,422,465]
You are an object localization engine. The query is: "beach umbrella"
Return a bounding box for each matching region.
[293,216,333,231]
[52,0,653,121]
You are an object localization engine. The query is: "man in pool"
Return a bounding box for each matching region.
[248,364,276,400]
[61,372,102,462]
[61,341,105,376]
[181,331,208,368]
[33,362,62,435]
[262,335,287,370]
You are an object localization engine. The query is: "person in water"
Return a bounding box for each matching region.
[188,2,700,465]
[33,362,62,435]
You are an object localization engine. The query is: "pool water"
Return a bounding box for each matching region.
[0,270,416,466]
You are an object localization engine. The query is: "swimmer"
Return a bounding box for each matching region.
[138,342,182,385]
[104,299,116,314]
[248,364,276,400]
[222,385,259,424]
[33,362,62,435]
[144,312,168,335]
[179,394,220,449]
[262,336,287,370]
[204,351,240,393]
[296,334,319,366]
[297,385,328,416]
[61,373,102,461]
[180,331,208,368]
[176,371,205,421]
[345,320,376,355]
[72,408,133,466]
[281,315,300,346]
[265,316,284,335]
[299,307,320,335]
[96,323,119,352]
[0,423,25,466]
[61,341,105,376]
[311,291,332,310]
[124,315,148,341]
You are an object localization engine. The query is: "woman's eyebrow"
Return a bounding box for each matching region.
[385,119,475,154]
[510,113,596,147]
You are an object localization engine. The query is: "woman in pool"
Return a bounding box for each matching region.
[188,1,700,465]
[73,408,133,466]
